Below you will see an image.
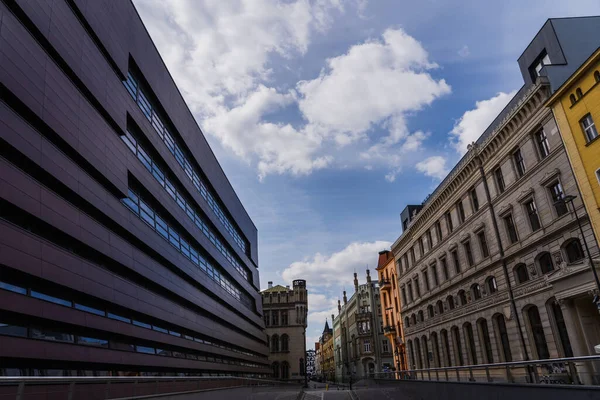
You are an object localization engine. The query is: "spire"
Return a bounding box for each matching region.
[323,319,330,334]
[354,272,358,292]
[366,268,371,283]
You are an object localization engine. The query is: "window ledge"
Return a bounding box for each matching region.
[585,135,600,147]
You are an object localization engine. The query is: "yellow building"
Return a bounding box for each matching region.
[546,48,600,246]
[376,250,407,373]
[319,320,335,382]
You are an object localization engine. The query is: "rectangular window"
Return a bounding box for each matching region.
[423,270,430,291]
[30,329,74,343]
[513,149,525,178]
[581,114,599,142]
[382,340,390,353]
[401,287,407,305]
[427,230,433,249]
[418,237,425,256]
[446,212,453,233]
[364,339,371,353]
[108,313,131,324]
[431,263,439,286]
[272,311,279,326]
[464,241,474,267]
[74,303,105,317]
[132,320,152,329]
[536,130,550,158]
[410,248,416,266]
[549,181,568,216]
[495,167,505,194]
[504,214,519,244]
[477,231,489,258]
[452,250,461,274]
[31,291,72,307]
[470,187,479,212]
[441,258,449,281]
[414,277,421,298]
[435,221,443,242]
[78,336,109,347]
[407,283,413,302]
[0,281,27,295]
[525,200,541,232]
[456,200,466,223]
[0,323,27,337]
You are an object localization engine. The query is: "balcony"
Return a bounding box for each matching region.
[383,325,396,335]
[355,310,372,321]
[379,279,391,292]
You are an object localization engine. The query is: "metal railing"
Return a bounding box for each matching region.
[0,375,301,400]
[372,355,600,386]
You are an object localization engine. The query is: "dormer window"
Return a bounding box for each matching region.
[530,50,551,81]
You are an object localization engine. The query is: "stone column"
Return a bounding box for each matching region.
[559,298,592,384]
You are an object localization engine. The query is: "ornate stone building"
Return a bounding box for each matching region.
[393,18,600,384]
[333,271,393,382]
[319,320,335,381]
[261,280,307,381]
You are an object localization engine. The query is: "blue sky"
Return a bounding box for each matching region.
[133,0,600,348]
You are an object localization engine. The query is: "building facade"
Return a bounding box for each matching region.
[0,0,269,376]
[261,280,308,381]
[393,18,600,384]
[306,349,316,377]
[319,321,335,381]
[314,342,322,378]
[546,47,600,248]
[333,271,393,382]
[377,250,408,373]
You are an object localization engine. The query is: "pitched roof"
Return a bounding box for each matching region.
[323,320,332,334]
[260,284,288,293]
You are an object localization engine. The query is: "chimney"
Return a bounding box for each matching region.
[366,269,371,283]
[343,290,347,304]
[268,281,273,289]
[354,272,358,292]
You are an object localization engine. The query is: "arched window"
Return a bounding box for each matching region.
[418,310,424,322]
[514,263,529,284]
[271,334,279,352]
[451,326,464,366]
[471,283,482,300]
[576,88,583,99]
[463,322,478,365]
[538,252,554,274]
[477,318,494,363]
[564,239,584,263]
[493,314,512,362]
[422,335,430,368]
[570,94,577,105]
[411,314,417,326]
[436,300,444,315]
[526,305,550,359]
[548,299,573,357]
[447,295,455,310]
[427,305,434,318]
[272,362,280,378]
[407,340,415,369]
[281,361,290,379]
[281,334,289,352]
[405,316,410,328]
[430,332,441,368]
[414,338,423,369]
[486,276,498,294]
[458,290,467,305]
[441,329,452,367]
[595,70,600,83]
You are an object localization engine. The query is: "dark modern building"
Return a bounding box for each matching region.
[0,0,269,376]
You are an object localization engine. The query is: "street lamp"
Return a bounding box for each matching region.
[555,194,600,302]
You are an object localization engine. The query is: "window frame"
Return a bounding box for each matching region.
[580,113,599,143]
[477,231,490,258]
[536,130,550,159]
[513,148,526,178]
[524,199,542,232]
[494,166,505,194]
[503,213,519,244]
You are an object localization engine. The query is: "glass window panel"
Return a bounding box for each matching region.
[75,303,105,317]
[152,326,168,334]
[136,346,156,354]
[78,336,109,347]
[31,328,74,343]
[31,291,72,307]
[156,349,172,356]
[132,320,152,329]
[108,313,131,323]
[122,197,139,214]
[0,323,27,337]
[0,281,27,295]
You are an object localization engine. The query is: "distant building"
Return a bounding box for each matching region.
[306,349,316,377]
[319,320,335,381]
[314,342,322,378]
[261,280,308,381]
[333,270,393,382]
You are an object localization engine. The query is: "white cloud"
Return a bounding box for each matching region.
[449,91,516,155]
[297,28,451,145]
[458,45,470,58]
[282,241,391,287]
[415,156,448,180]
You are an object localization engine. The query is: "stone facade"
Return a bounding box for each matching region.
[262,280,307,381]
[393,73,600,382]
[333,271,393,382]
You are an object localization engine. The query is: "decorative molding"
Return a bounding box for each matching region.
[459,233,471,243]
[497,204,513,218]
[517,188,535,203]
[473,222,486,233]
[540,168,561,186]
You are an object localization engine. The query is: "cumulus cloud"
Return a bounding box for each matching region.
[449,91,516,155]
[135,2,451,179]
[458,45,470,58]
[282,241,392,287]
[415,156,448,180]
